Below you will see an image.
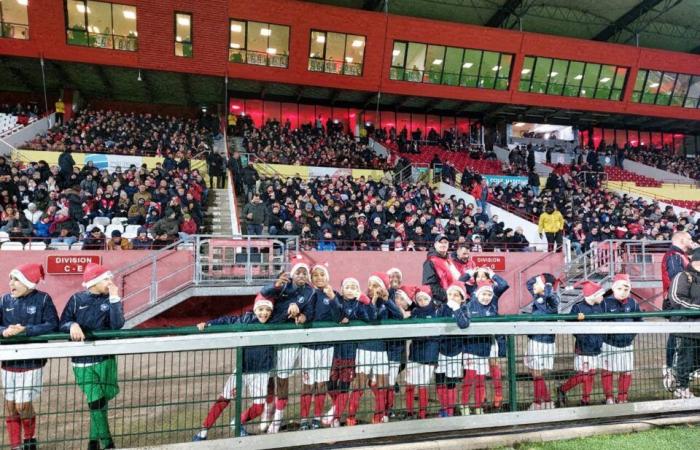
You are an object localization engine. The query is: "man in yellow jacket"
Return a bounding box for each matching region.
[538,204,565,252]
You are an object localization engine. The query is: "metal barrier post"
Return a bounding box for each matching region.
[233,347,244,437]
[150,254,158,305]
[507,335,517,412]
[245,236,252,283]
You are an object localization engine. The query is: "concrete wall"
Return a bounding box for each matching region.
[438,182,547,252]
[623,159,695,184]
[0,113,53,156]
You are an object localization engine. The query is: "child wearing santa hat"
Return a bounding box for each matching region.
[1,263,58,450]
[298,263,342,431]
[384,285,412,419]
[600,273,641,404]
[259,256,315,433]
[557,280,606,407]
[524,273,560,410]
[331,278,376,427]
[59,263,124,450]
[462,281,499,415]
[192,294,275,440]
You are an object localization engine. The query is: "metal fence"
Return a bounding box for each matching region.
[1,311,698,449]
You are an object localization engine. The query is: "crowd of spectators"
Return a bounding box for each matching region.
[625,145,700,180]
[24,109,218,158]
[0,155,208,250]
[239,118,392,170]
[1,102,43,118]
[241,173,531,252]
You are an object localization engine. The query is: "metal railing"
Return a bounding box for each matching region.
[1,312,698,449]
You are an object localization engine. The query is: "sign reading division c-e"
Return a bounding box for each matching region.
[46,255,102,275]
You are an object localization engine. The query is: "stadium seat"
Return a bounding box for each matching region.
[105,224,125,236]
[112,217,128,226]
[48,242,71,250]
[93,217,111,228]
[70,242,84,250]
[1,242,25,251]
[0,231,9,243]
[25,242,46,251]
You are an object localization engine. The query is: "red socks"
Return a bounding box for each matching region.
[202,397,230,429]
[491,364,503,402]
[373,388,387,420]
[348,390,363,418]
[22,417,36,440]
[300,394,313,419]
[618,373,632,402]
[474,375,486,407]
[334,392,348,419]
[275,397,288,411]
[561,372,586,393]
[5,415,21,448]
[437,384,447,410]
[314,393,326,417]
[582,372,595,403]
[405,385,415,414]
[386,389,395,410]
[601,370,614,400]
[418,387,429,418]
[533,377,551,403]
[446,387,457,415]
[241,403,264,424]
[462,370,476,405]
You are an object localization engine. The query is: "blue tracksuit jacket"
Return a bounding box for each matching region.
[569,301,604,356]
[206,312,275,373]
[526,276,560,344]
[260,281,315,324]
[602,296,641,348]
[334,298,376,360]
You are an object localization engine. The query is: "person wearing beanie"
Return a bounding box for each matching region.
[192,294,275,440]
[600,273,641,404]
[259,257,315,433]
[524,274,560,411]
[331,278,377,427]
[422,234,460,304]
[462,281,498,415]
[467,267,510,409]
[1,264,58,450]
[667,247,700,399]
[107,229,132,250]
[557,280,605,407]
[405,285,470,419]
[298,264,342,431]
[59,263,124,450]
[435,282,471,417]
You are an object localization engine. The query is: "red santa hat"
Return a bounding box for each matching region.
[534,273,559,290]
[368,272,390,290]
[612,273,631,289]
[82,263,113,288]
[311,263,330,280]
[341,277,360,291]
[290,254,311,277]
[395,287,412,305]
[386,267,403,279]
[576,280,605,302]
[474,280,494,297]
[10,263,44,290]
[254,293,274,310]
[414,285,432,303]
[446,282,466,299]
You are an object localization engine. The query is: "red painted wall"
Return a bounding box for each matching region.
[1,1,699,122]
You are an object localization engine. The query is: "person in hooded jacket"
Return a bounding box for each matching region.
[422,235,462,304]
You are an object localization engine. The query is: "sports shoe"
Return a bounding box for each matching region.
[493,393,503,409]
[472,408,484,415]
[673,387,696,399]
[192,432,207,441]
[331,418,341,428]
[542,401,556,410]
[267,409,284,434]
[229,420,248,437]
[459,405,471,416]
[605,397,615,405]
[346,417,358,426]
[321,406,335,426]
[527,402,542,411]
[388,408,398,419]
[556,385,568,407]
[438,409,449,418]
[663,366,677,392]
[691,369,700,380]
[311,418,322,429]
[299,419,310,431]
[23,438,38,450]
[259,402,275,432]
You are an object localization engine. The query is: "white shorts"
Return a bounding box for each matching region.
[2,368,43,403]
[300,346,334,385]
[355,349,389,376]
[436,353,464,378]
[600,343,634,373]
[463,353,490,376]
[406,362,435,386]
[275,346,300,379]
[574,354,600,372]
[489,341,499,358]
[222,372,269,404]
[524,340,556,371]
[387,361,401,386]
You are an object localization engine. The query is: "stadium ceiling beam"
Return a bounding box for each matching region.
[329,89,341,106]
[259,84,268,100]
[484,0,523,28]
[362,0,384,12]
[95,65,114,98]
[692,44,700,54]
[0,58,35,91]
[295,86,305,102]
[48,61,76,91]
[362,92,377,109]
[592,0,664,42]
[180,73,193,105]
[424,98,442,113]
[139,70,155,103]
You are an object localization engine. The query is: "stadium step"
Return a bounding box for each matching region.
[205,189,233,235]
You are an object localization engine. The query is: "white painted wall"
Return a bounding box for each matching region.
[623,159,695,184]
[368,138,389,159]
[0,113,54,156]
[438,182,548,251]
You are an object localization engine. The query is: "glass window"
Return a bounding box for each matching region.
[610,67,627,101]
[174,12,192,57]
[594,65,615,100]
[519,56,535,92]
[228,20,289,68]
[442,47,463,86]
[405,42,427,82]
[641,70,662,103]
[563,61,584,97]
[632,69,647,102]
[425,45,445,84]
[65,1,137,51]
[686,76,700,108]
[547,59,568,95]
[1,0,30,39]
[307,30,364,76]
[496,54,512,90]
[531,57,552,94]
[670,73,690,107]
[580,63,601,98]
[344,34,364,76]
[479,51,500,89]
[390,41,406,80]
[460,49,482,88]
[324,32,345,74]
[655,72,677,106]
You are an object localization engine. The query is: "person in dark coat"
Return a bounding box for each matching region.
[58,148,75,178]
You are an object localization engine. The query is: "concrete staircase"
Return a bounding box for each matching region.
[205,189,233,235]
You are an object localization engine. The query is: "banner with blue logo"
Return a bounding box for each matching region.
[483,175,528,187]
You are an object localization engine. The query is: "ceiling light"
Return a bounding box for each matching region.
[266,47,277,55]
[176,36,182,42]
[521,68,531,74]
[463,62,474,69]
[260,28,271,36]
[177,16,190,26]
[580,89,586,95]
[230,43,240,49]
[230,24,242,33]
[76,3,85,13]
[316,35,325,43]
[432,59,443,65]
[122,9,136,20]
[492,65,500,71]
[17,0,28,6]
[351,40,364,48]
[514,122,525,127]
[137,69,142,82]
[574,74,583,80]
[550,71,558,77]
[392,49,400,56]
[599,77,611,83]
[649,82,659,88]
[345,56,353,63]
